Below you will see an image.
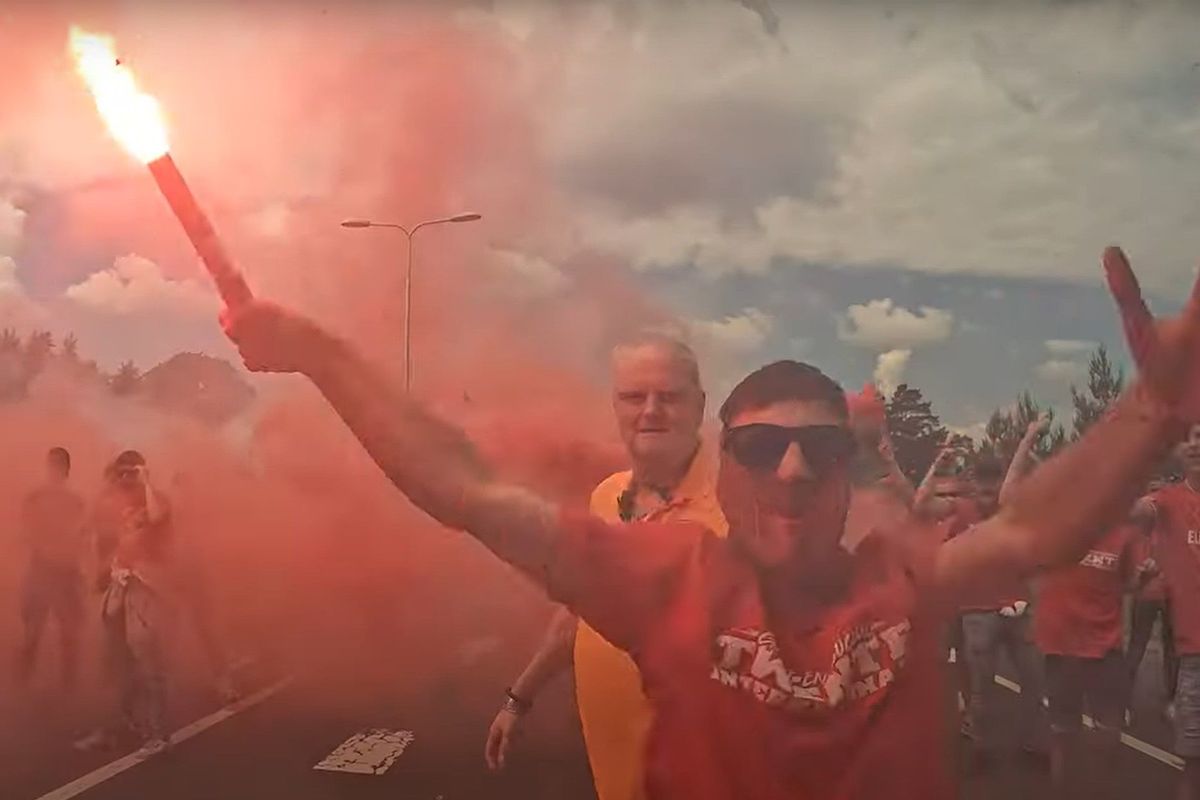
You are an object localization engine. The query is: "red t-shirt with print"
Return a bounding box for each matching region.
[1033,525,1134,657]
[547,512,955,800]
[1148,483,1200,654]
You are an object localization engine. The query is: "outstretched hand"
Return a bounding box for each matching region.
[1105,246,1200,420]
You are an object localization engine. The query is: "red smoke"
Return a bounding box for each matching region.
[0,2,659,765]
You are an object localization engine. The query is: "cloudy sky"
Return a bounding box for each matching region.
[2,0,1198,438]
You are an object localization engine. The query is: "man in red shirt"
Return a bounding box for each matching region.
[1134,424,1200,799]
[222,245,1197,799]
[1033,521,1145,792]
[912,448,997,742]
[1126,519,1178,722]
[16,447,87,688]
[954,453,1046,765]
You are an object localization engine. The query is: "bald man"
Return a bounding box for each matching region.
[483,333,724,800]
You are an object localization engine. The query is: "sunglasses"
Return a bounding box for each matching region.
[722,424,856,474]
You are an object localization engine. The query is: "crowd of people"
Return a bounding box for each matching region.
[11,243,1200,800]
[12,445,235,757]
[215,244,1200,800]
[480,332,1188,799]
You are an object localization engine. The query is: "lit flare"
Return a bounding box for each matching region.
[69,26,169,163]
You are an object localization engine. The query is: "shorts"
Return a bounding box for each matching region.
[1044,651,1125,734]
[1175,655,1200,758]
[21,560,83,629]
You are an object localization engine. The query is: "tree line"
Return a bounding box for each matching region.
[0,327,254,423]
[883,344,1171,484]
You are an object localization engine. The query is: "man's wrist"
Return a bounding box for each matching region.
[305,331,353,381]
[1113,382,1185,441]
[502,688,532,715]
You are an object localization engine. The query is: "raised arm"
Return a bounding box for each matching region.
[998,414,1049,506]
[876,432,916,503]
[912,447,957,520]
[139,468,170,527]
[935,247,1193,601]
[223,304,563,584]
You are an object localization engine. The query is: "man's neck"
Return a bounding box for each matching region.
[757,545,854,626]
[1185,472,1200,492]
[631,442,699,493]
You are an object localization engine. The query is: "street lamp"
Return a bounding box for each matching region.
[340,212,481,391]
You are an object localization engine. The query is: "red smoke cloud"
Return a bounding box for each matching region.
[0,2,664,762]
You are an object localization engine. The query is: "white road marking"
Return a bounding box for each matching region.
[992,674,1183,771]
[33,678,292,800]
[313,728,414,774]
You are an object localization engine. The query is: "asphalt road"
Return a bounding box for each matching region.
[2,621,1181,800]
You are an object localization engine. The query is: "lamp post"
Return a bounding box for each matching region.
[340,213,481,391]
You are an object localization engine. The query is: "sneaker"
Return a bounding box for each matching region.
[960,716,977,741]
[1020,742,1050,769]
[136,737,170,759]
[216,671,241,705]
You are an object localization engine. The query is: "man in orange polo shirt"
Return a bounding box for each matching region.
[483,332,724,800]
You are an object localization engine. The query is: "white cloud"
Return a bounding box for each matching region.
[947,421,989,443]
[690,307,774,354]
[0,256,24,295]
[1035,358,1085,384]
[1044,339,1094,356]
[0,255,50,329]
[838,298,953,351]
[873,348,911,395]
[65,255,217,316]
[787,336,812,356]
[512,1,1200,292]
[247,202,293,239]
[0,197,26,256]
[490,248,570,299]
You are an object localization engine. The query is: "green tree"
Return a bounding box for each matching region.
[22,330,53,378]
[1069,345,1124,439]
[61,333,79,363]
[885,383,948,484]
[110,360,142,396]
[979,391,1065,465]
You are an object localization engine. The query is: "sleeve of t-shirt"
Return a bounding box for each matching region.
[544,509,705,654]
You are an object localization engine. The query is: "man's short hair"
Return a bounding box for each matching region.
[113,449,146,470]
[48,447,70,473]
[719,360,848,428]
[611,331,703,390]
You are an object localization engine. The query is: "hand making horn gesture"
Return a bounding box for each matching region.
[1105,245,1200,421]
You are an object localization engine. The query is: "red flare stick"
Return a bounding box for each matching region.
[146,154,253,309]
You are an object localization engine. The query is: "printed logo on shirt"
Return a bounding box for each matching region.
[709,620,910,714]
[1079,550,1119,571]
[1188,529,1200,546]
